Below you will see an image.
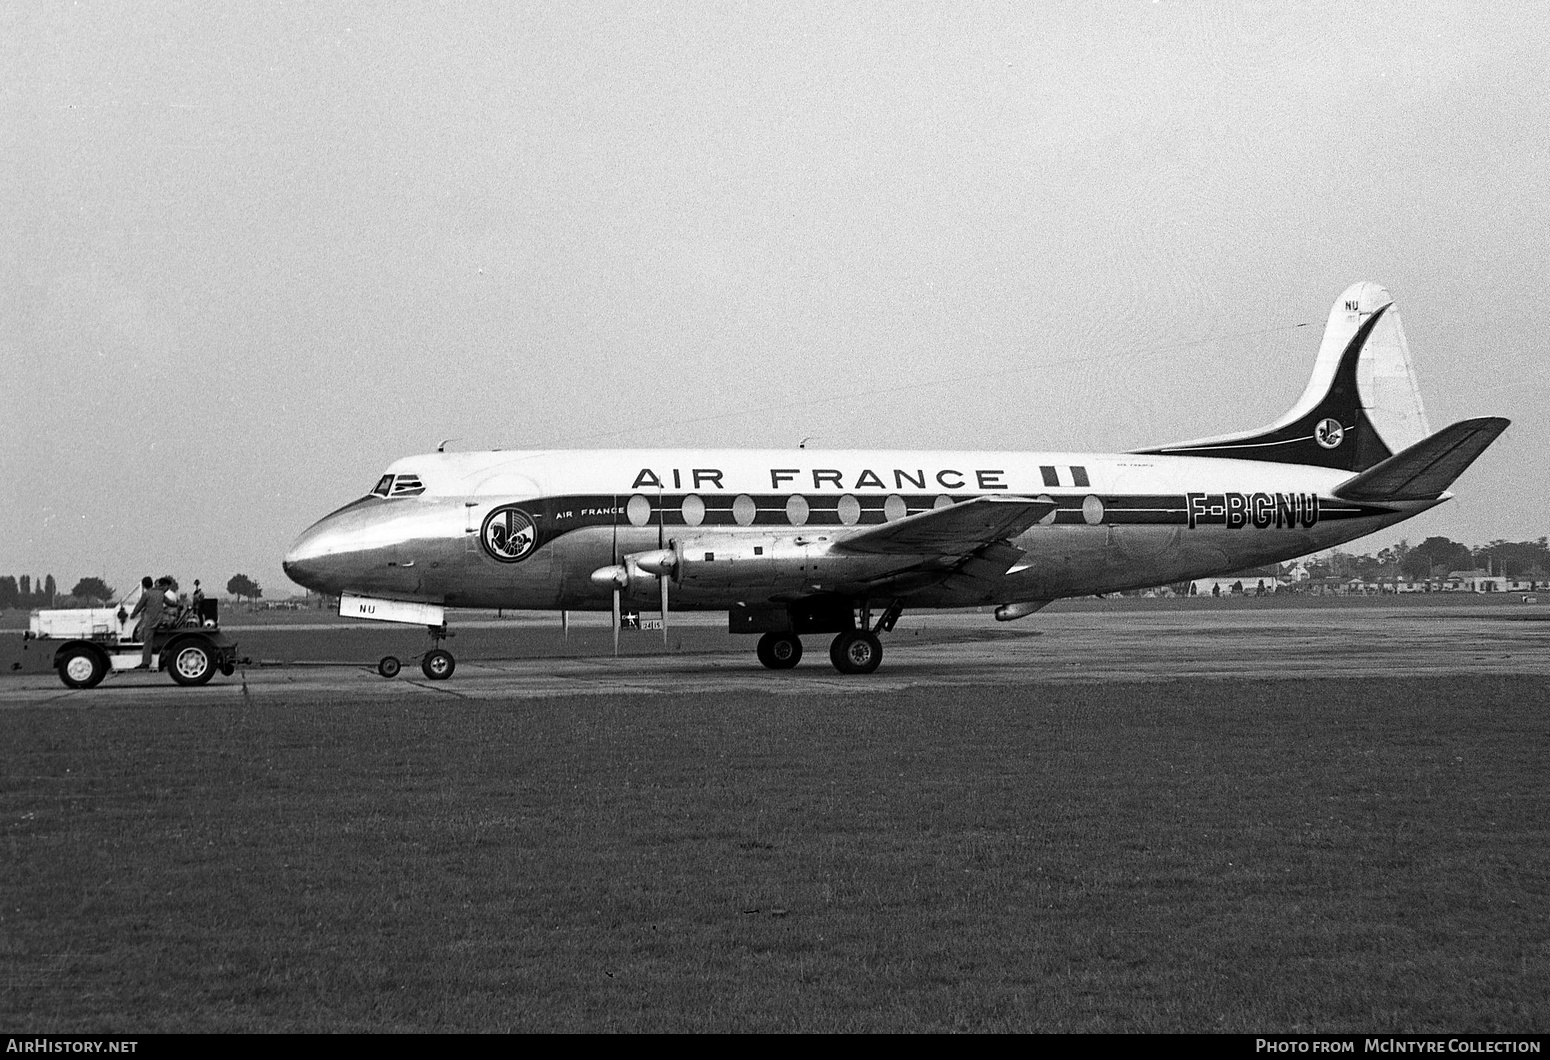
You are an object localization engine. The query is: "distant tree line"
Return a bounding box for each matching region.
[1296,536,1550,583]
[226,574,263,606]
[0,572,264,609]
[0,574,61,609]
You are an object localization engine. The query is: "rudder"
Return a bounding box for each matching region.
[1135,282,1431,472]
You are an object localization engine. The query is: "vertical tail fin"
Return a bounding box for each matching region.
[1136,282,1431,472]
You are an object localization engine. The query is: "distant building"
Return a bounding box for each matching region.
[1445,569,1506,593]
[1283,561,1312,583]
[1188,567,1282,597]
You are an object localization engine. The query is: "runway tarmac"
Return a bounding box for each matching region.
[4,603,1547,704]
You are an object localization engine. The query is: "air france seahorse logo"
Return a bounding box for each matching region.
[1315,418,1345,449]
[481,506,538,562]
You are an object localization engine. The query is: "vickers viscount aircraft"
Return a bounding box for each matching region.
[283,282,1508,679]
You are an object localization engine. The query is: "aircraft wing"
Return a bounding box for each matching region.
[832,496,1055,557]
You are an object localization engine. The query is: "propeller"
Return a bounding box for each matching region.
[658,490,669,646]
[586,494,680,657]
[612,584,621,657]
[588,565,629,650]
[612,504,620,657]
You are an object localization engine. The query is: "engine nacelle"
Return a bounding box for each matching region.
[657,534,912,595]
[599,533,932,600]
[994,600,1052,622]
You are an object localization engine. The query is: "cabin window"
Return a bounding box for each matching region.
[1071,466,1090,487]
[1040,466,1060,487]
[681,494,706,527]
[836,494,861,526]
[732,494,757,526]
[627,494,652,527]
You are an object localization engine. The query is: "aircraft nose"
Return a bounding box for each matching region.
[283,495,454,595]
[283,498,378,593]
[283,526,330,592]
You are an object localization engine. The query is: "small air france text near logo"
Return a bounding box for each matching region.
[481,506,538,562]
[1315,418,1344,449]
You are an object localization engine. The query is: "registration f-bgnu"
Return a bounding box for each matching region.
[283,282,1508,679]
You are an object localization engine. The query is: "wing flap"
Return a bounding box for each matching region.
[833,496,1054,556]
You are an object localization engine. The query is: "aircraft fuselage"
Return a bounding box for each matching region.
[280,282,1507,678]
[283,447,1434,611]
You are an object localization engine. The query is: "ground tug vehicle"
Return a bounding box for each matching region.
[25,595,240,689]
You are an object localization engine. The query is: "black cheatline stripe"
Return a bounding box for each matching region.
[500,492,1389,543]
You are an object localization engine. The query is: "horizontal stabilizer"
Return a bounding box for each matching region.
[834,496,1054,556]
[1333,418,1509,502]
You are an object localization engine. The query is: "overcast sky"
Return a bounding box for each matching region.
[3,1,1546,601]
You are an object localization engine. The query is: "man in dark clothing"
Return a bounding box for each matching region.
[129,575,164,669]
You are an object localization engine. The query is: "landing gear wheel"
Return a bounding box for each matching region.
[169,641,216,686]
[377,655,402,679]
[58,646,107,690]
[829,631,883,675]
[756,633,803,670]
[219,662,235,677]
[422,649,455,681]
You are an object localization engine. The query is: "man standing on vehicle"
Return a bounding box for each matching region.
[129,575,164,669]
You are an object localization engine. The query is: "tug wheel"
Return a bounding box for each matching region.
[58,646,107,690]
[169,640,216,686]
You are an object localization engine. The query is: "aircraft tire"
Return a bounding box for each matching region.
[378,655,402,679]
[58,645,107,690]
[829,631,882,675]
[422,649,456,681]
[756,633,803,670]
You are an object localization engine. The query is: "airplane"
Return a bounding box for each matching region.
[282,281,1509,679]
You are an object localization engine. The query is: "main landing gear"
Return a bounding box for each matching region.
[377,623,457,681]
[755,600,902,675]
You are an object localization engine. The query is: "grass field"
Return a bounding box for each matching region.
[4,675,1548,1032]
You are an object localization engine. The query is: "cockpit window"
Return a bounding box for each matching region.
[369,473,426,499]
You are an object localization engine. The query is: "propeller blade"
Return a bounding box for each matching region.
[658,489,668,646]
[612,496,621,657]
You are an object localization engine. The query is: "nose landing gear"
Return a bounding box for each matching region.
[376,623,457,681]
[421,647,456,680]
